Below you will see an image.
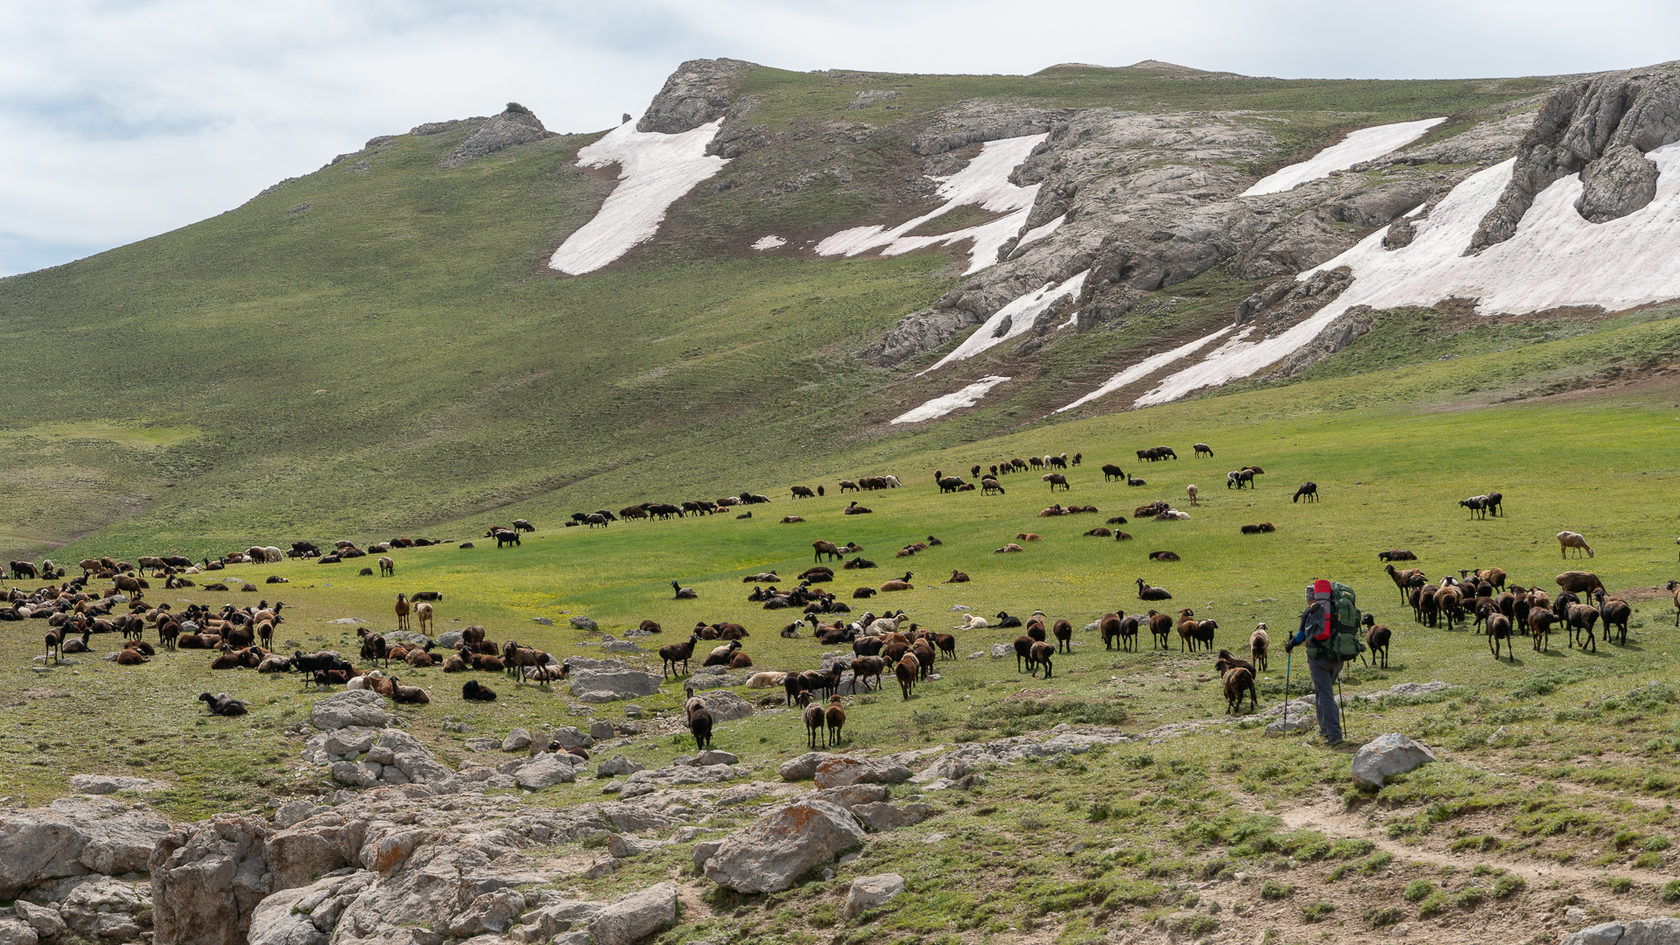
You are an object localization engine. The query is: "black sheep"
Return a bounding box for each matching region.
[462,679,498,702]
[199,692,248,716]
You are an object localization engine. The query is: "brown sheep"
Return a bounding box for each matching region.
[1148,610,1173,649]
[687,698,714,751]
[1377,549,1417,562]
[1028,641,1056,678]
[825,696,846,746]
[946,570,970,584]
[378,555,394,577]
[1136,578,1171,601]
[1249,625,1269,672]
[880,572,914,592]
[1042,473,1070,491]
[1149,550,1180,562]
[1222,666,1257,714]
[1555,570,1605,597]
[1084,527,1112,537]
[803,701,826,749]
[895,654,919,699]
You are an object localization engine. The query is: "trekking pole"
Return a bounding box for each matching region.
[1335,661,1347,738]
[1283,648,1293,728]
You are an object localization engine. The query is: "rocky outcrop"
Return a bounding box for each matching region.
[637,59,758,135]
[1561,917,1680,945]
[588,881,677,945]
[309,690,389,731]
[1471,66,1680,250]
[568,658,663,702]
[441,105,551,169]
[151,816,276,945]
[702,799,868,893]
[911,101,1064,156]
[0,797,171,899]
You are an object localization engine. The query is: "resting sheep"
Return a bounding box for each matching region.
[198,692,248,716]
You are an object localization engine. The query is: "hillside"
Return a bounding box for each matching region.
[1,59,1679,559]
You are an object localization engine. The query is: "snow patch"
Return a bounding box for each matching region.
[892,376,1012,424]
[817,134,1047,275]
[919,270,1088,376]
[548,118,729,275]
[1055,328,1235,413]
[1241,117,1445,197]
[751,235,787,251]
[1138,144,1680,406]
[1016,215,1065,251]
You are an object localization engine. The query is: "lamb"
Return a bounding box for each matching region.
[462,679,497,702]
[198,692,248,716]
[1557,531,1594,559]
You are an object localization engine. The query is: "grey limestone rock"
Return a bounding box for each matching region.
[441,106,550,169]
[703,800,867,894]
[309,691,389,731]
[844,873,906,919]
[637,59,758,135]
[1351,733,1438,788]
[0,797,172,899]
[589,881,677,945]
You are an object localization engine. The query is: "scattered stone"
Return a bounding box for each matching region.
[503,728,533,752]
[990,643,1012,658]
[67,775,163,795]
[778,752,826,782]
[569,660,662,701]
[513,754,582,790]
[948,604,971,612]
[534,616,554,626]
[595,756,645,779]
[694,750,739,766]
[549,726,594,752]
[1265,715,1315,736]
[570,616,599,631]
[704,799,867,894]
[1351,733,1437,788]
[851,802,936,832]
[605,833,661,859]
[624,705,645,719]
[814,756,913,789]
[844,873,905,919]
[590,721,616,740]
[589,881,677,945]
[1563,918,1680,945]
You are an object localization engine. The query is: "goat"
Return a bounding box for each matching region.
[1136,578,1171,601]
[671,580,698,600]
[1292,482,1318,503]
[199,692,248,716]
[1557,531,1594,559]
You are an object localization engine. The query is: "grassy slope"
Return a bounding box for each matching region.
[0,66,1563,562]
[4,320,1680,940]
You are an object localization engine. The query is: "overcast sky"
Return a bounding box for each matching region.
[2,0,1675,276]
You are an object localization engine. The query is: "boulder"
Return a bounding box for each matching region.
[548,726,594,752]
[0,797,172,898]
[618,764,740,799]
[589,721,616,741]
[514,754,581,790]
[309,691,389,732]
[503,728,533,752]
[1351,733,1437,788]
[851,802,936,833]
[693,750,739,766]
[690,690,752,723]
[569,616,599,631]
[703,800,867,894]
[778,752,826,782]
[844,873,906,920]
[595,755,645,779]
[273,801,326,829]
[509,896,602,943]
[590,881,677,945]
[12,901,66,941]
[813,756,913,789]
[447,887,526,937]
[0,918,36,945]
[53,875,149,940]
[570,663,663,702]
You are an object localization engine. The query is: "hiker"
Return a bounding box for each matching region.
[1286,578,1344,746]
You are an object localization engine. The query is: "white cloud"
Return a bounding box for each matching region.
[3,0,1679,274]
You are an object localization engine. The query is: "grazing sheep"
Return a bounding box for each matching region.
[378,555,394,577]
[1042,473,1070,491]
[852,586,877,598]
[895,654,919,699]
[198,692,248,716]
[462,679,497,702]
[1250,625,1269,672]
[1136,578,1171,601]
[1102,464,1126,481]
[687,697,715,751]
[1292,482,1318,503]
[1222,666,1257,714]
[1595,590,1631,646]
[671,580,698,600]
[1099,613,1124,651]
[1028,641,1056,677]
[1186,484,1199,506]
[1557,531,1593,559]
[1148,611,1173,649]
[1194,443,1213,458]
[1053,619,1072,653]
[1555,570,1605,598]
[1566,603,1600,652]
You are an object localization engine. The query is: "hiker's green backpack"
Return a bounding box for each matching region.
[1327,581,1363,659]
[1308,581,1364,660]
